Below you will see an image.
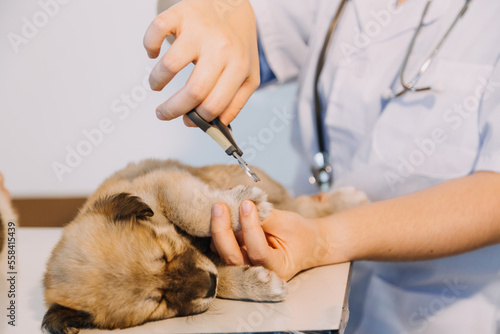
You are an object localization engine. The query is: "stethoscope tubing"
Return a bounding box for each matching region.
[396,0,471,97]
[311,0,472,189]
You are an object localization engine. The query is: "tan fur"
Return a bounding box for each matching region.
[42,159,369,334]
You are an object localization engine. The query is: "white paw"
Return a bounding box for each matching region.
[330,186,370,210]
[242,266,287,302]
[230,185,273,220]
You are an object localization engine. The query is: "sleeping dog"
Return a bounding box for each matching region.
[42,159,368,334]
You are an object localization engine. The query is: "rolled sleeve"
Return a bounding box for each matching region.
[474,57,500,173]
[250,0,319,83]
[257,36,276,86]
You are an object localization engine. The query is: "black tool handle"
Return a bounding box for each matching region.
[186,110,211,132]
[186,110,243,157]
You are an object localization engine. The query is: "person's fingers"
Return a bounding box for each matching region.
[210,230,250,263]
[233,230,245,246]
[182,115,197,127]
[239,200,272,266]
[217,75,260,125]
[211,203,245,265]
[155,54,224,120]
[195,62,248,122]
[216,51,260,124]
[149,37,197,92]
[143,9,180,59]
[180,72,257,127]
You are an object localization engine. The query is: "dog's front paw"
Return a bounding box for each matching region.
[216,266,287,302]
[230,185,273,220]
[242,266,288,302]
[329,186,370,211]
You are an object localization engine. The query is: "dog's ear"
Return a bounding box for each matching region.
[42,303,96,334]
[93,192,154,222]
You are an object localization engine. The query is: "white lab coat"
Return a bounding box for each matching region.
[250,0,500,333]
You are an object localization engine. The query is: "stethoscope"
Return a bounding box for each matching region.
[310,0,472,191]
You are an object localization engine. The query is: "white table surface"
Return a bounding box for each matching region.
[1,228,351,334]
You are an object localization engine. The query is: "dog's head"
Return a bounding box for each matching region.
[42,193,217,334]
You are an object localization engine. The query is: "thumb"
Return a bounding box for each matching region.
[240,200,272,267]
[210,203,245,265]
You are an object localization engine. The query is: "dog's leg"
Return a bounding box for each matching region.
[155,170,273,237]
[216,265,287,302]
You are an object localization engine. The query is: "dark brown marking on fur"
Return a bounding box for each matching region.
[158,250,216,316]
[170,222,211,253]
[93,193,154,222]
[42,303,96,334]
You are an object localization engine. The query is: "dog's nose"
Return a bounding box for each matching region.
[204,273,217,298]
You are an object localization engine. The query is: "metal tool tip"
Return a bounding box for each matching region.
[249,170,261,182]
[233,152,260,182]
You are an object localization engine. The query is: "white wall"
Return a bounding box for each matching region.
[0,0,299,198]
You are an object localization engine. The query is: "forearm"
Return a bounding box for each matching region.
[316,171,500,265]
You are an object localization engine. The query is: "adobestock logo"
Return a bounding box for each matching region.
[7,0,73,54]
[340,0,403,62]
[384,74,500,191]
[401,278,468,334]
[51,67,153,182]
[213,0,245,19]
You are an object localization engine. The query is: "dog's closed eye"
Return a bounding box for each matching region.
[148,292,170,308]
[147,294,162,303]
[156,254,173,265]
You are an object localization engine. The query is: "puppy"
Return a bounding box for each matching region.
[42,159,368,334]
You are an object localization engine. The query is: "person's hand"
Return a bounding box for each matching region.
[210,201,330,281]
[143,0,260,126]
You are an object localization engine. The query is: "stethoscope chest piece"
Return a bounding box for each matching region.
[309,151,333,192]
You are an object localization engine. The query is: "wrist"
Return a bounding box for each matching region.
[313,214,353,266]
[284,214,334,276]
